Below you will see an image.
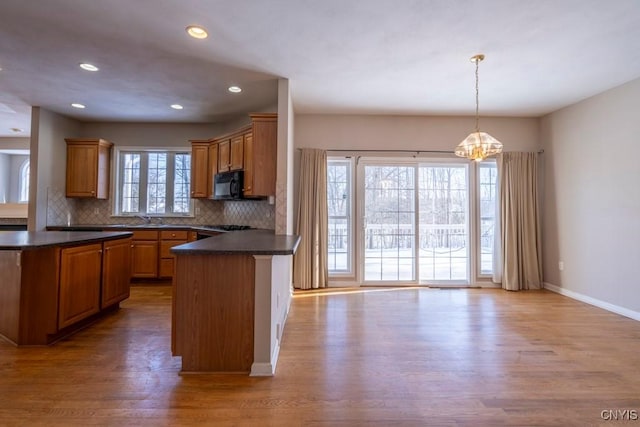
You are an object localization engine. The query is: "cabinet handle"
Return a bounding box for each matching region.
[131,244,134,248]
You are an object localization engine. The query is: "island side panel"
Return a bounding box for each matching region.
[19,247,60,344]
[0,251,22,344]
[174,253,255,373]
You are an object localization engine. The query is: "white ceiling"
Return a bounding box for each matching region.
[1,0,640,137]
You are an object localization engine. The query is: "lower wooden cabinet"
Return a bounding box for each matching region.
[159,230,189,278]
[131,230,159,278]
[126,229,194,280]
[59,243,102,329]
[0,236,133,346]
[102,238,132,308]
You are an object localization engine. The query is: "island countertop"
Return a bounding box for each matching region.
[0,231,133,250]
[171,229,300,256]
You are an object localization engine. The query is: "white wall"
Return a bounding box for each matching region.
[276,78,295,234]
[0,137,30,150]
[0,154,9,203]
[9,155,29,202]
[293,114,540,230]
[295,115,540,152]
[541,77,640,315]
[78,122,225,148]
[29,107,81,230]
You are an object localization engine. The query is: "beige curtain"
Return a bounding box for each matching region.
[293,149,328,289]
[497,152,543,291]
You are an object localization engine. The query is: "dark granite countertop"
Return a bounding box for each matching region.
[171,229,301,255]
[47,224,233,233]
[0,231,133,250]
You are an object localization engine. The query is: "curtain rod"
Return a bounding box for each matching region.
[297,148,545,154]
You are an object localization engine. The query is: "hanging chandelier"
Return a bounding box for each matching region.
[454,54,503,162]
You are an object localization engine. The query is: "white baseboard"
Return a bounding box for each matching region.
[544,282,640,322]
[327,281,501,289]
[250,362,275,377]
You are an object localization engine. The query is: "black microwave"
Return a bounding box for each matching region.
[212,170,243,200]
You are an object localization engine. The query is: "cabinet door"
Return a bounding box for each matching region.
[243,133,254,196]
[218,139,230,172]
[230,135,244,171]
[102,238,132,308]
[250,115,278,196]
[66,144,98,197]
[190,143,209,198]
[59,244,102,329]
[131,240,159,278]
[208,143,219,197]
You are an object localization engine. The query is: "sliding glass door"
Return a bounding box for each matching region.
[360,161,469,285]
[363,165,416,281]
[418,165,469,283]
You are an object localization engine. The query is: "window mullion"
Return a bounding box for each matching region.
[166,153,176,214]
[139,154,149,214]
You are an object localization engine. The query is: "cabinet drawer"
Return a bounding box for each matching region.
[161,240,187,258]
[160,230,189,240]
[131,230,159,240]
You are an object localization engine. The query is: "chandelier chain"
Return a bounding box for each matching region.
[475,58,480,131]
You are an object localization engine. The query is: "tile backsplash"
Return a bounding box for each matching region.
[46,187,275,229]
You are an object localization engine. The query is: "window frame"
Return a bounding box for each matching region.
[113,147,194,217]
[327,157,355,277]
[19,159,29,203]
[475,159,498,279]
[329,154,499,287]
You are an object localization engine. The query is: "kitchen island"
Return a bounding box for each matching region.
[0,231,133,345]
[170,229,300,376]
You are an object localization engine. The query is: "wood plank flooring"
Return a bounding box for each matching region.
[1,285,639,426]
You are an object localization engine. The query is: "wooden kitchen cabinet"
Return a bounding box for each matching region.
[130,230,159,278]
[230,135,244,170]
[243,113,277,197]
[0,233,133,346]
[102,237,132,308]
[218,138,230,172]
[58,243,102,329]
[218,135,244,173]
[190,142,210,198]
[242,132,254,196]
[159,230,188,278]
[188,113,277,200]
[65,138,113,199]
[208,142,219,195]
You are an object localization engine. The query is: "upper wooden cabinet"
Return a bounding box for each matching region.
[218,136,244,172]
[188,113,277,199]
[190,142,210,198]
[244,113,277,197]
[65,138,113,199]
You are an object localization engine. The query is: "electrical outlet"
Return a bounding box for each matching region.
[559,261,564,271]
[94,208,99,215]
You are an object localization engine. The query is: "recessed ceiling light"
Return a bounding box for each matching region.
[79,63,99,72]
[71,103,86,109]
[228,86,242,93]
[10,128,23,133]
[186,25,208,39]
[171,104,184,110]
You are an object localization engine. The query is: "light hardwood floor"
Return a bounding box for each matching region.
[1,285,639,426]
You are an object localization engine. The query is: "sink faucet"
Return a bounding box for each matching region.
[137,215,151,224]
